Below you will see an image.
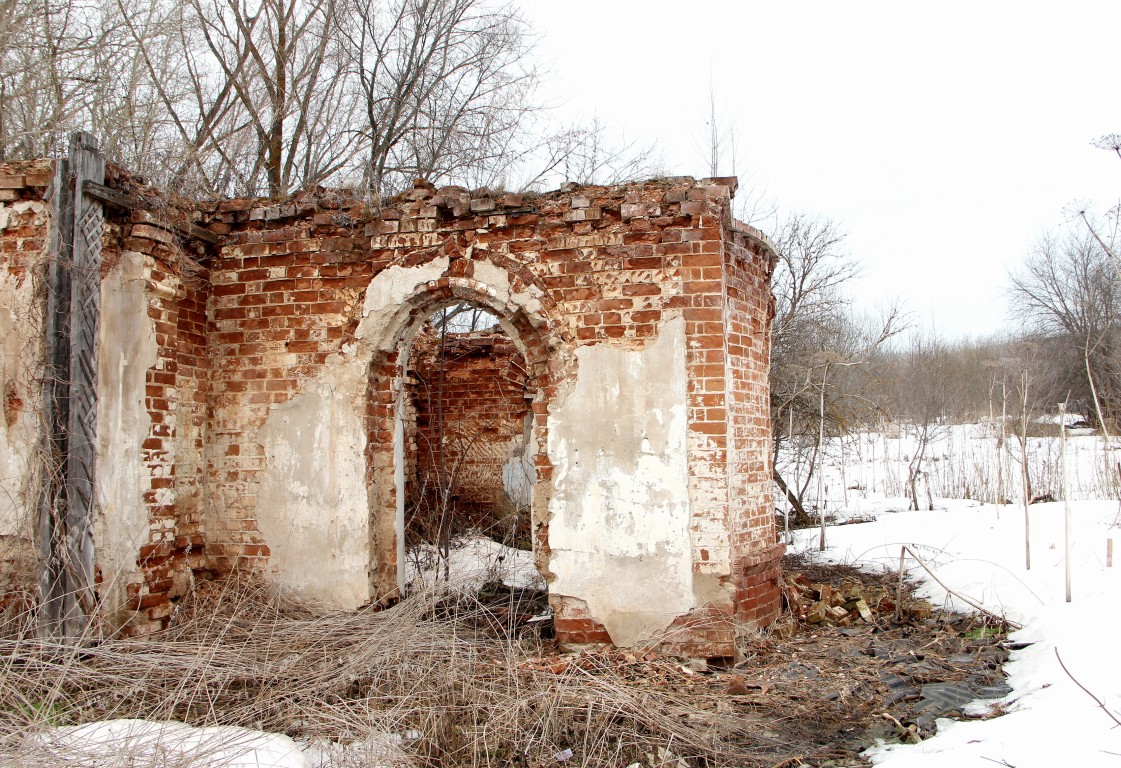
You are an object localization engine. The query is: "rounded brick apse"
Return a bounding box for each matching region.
[2,163,784,655]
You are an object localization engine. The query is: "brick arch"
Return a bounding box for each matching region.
[377,242,572,353]
[364,268,562,600]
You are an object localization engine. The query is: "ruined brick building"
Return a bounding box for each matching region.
[0,135,782,658]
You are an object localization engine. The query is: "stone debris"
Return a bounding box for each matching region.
[782,571,935,627]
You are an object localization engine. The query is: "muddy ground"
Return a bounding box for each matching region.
[511,553,1015,767]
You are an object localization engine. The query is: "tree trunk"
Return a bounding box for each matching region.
[774,470,813,527]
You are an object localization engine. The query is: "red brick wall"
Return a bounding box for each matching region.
[101,175,215,632]
[406,326,530,540]
[203,198,375,573]
[195,177,779,655]
[725,224,784,629]
[2,170,781,653]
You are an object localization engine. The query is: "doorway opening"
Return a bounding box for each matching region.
[401,302,541,597]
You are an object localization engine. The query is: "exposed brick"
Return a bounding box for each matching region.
[2,169,781,651]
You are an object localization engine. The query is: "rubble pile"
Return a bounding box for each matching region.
[780,571,934,630]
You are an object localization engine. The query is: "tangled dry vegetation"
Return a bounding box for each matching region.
[0,558,1013,768]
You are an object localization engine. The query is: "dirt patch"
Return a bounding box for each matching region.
[731,554,1012,763]
[519,552,1014,766]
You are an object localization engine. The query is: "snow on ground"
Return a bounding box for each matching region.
[36,424,1121,767]
[785,423,1121,765]
[405,534,543,592]
[777,422,1121,515]
[794,496,1121,767]
[38,719,414,768]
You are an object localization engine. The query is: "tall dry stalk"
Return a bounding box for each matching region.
[1021,372,1032,571]
[0,577,786,767]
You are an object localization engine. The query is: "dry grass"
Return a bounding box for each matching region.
[0,578,786,768]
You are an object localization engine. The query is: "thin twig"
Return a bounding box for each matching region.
[898,546,1022,631]
[1054,647,1121,728]
[979,757,1016,767]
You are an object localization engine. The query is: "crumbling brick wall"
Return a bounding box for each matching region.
[198,176,781,657]
[99,169,213,633]
[725,225,784,629]
[200,193,372,580]
[0,161,211,635]
[2,163,782,656]
[0,161,53,618]
[406,325,531,543]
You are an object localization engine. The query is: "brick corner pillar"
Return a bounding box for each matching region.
[666,179,784,658]
[724,211,784,635]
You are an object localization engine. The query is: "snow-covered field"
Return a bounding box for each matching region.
[789,421,1121,766]
[777,422,1121,521]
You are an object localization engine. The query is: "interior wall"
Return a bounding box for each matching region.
[407,325,531,544]
[0,163,53,615]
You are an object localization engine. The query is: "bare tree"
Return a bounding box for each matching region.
[1071,133,1121,273]
[516,117,663,191]
[1008,230,1120,428]
[1,0,193,172]
[692,82,775,227]
[338,0,539,200]
[769,211,904,526]
[116,0,360,196]
[0,0,100,158]
[7,0,547,199]
[770,213,857,522]
[892,330,953,511]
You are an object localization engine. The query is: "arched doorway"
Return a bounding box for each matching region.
[403,303,535,584]
[363,270,560,604]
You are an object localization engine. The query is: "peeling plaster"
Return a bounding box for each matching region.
[257,365,369,609]
[470,254,545,317]
[353,258,450,353]
[256,258,452,607]
[0,203,46,540]
[0,200,42,232]
[95,250,158,616]
[547,316,694,648]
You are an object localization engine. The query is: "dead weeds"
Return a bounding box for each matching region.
[0,557,1015,768]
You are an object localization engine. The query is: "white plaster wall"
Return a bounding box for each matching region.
[547,316,694,648]
[502,452,534,510]
[254,258,450,607]
[0,202,47,542]
[257,368,369,609]
[253,255,559,608]
[95,250,158,615]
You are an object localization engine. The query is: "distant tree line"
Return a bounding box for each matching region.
[768,133,1120,517]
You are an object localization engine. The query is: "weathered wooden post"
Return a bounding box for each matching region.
[39,132,104,640]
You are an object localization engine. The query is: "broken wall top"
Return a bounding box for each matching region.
[197,176,777,264]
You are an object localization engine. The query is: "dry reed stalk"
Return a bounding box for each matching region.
[0,576,784,767]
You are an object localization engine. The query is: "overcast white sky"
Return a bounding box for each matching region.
[518,1,1121,340]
